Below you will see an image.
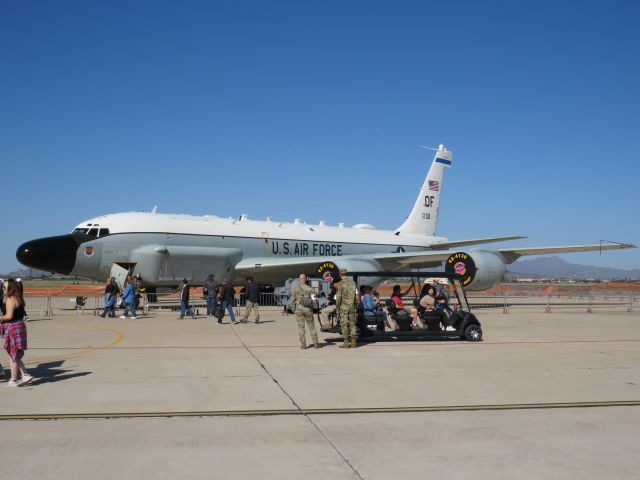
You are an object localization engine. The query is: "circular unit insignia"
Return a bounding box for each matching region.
[445,251,477,287]
[315,261,340,282]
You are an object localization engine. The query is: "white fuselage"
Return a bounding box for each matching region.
[69,212,448,286]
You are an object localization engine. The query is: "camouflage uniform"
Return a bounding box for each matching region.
[291,283,318,349]
[336,276,358,346]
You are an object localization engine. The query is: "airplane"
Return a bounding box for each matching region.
[16,145,635,293]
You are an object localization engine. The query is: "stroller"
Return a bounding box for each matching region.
[73,296,87,313]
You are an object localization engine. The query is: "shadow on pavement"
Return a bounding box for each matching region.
[27,360,92,385]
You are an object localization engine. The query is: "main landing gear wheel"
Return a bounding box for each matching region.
[464,324,483,342]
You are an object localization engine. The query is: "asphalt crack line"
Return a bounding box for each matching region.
[229,325,364,480]
[2,401,639,421]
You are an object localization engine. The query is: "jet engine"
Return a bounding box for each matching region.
[445,250,507,291]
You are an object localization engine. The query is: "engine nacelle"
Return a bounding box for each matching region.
[445,250,507,291]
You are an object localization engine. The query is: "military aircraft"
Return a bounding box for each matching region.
[16,145,634,293]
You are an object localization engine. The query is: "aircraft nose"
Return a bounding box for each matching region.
[16,235,79,275]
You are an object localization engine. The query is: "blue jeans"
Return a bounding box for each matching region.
[222,300,235,322]
[180,301,194,317]
[102,294,114,316]
[206,296,215,315]
[123,301,136,318]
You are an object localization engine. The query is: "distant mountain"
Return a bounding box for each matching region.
[507,256,640,280]
[0,267,48,279]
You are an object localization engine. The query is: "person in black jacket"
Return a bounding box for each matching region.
[178,279,196,319]
[241,276,260,324]
[202,274,218,317]
[220,279,238,324]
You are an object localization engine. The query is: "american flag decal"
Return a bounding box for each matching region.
[428,180,439,191]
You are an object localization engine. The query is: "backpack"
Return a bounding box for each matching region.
[299,295,314,308]
[213,304,225,320]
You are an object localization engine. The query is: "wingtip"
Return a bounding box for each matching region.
[606,242,636,249]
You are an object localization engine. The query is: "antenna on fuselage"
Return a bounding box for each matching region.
[420,144,446,152]
[151,206,158,214]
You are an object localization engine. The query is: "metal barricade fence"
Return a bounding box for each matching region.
[463,292,638,313]
[21,296,52,318]
[21,291,638,319]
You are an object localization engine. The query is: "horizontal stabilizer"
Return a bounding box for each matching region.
[430,236,527,250]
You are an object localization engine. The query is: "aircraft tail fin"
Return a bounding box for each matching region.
[396,145,452,236]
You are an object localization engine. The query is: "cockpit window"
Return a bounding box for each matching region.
[72,227,108,237]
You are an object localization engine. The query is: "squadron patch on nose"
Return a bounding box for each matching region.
[84,246,94,257]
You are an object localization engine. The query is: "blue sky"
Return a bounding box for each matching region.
[1,0,639,273]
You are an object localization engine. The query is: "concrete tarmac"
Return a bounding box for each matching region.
[1,310,639,479]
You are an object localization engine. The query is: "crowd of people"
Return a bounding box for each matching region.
[291,271,456,349]
[388,278,454,330]
[199,275,259,324]
[1,271,456,387]
[99,274,142,319]
[98,271,453,337]
[96,274,263,325]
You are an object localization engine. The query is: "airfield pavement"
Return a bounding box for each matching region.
[1,309,639,479]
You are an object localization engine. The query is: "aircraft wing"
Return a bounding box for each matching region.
[367,242,636,267]
[236,242,636,278]
[428,235,527,250]
[498,243,636,263]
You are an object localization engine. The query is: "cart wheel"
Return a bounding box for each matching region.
[464,324,482,342]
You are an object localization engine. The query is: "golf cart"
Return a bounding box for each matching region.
[335,271,483,342]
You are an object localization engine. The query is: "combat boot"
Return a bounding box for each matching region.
[350,337,357,348]
[300,343,307,350]
[338,340,350,348]
[313,341,319,349]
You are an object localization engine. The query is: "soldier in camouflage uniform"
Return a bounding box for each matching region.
[336,268,359,348]
[290,274,319,349]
